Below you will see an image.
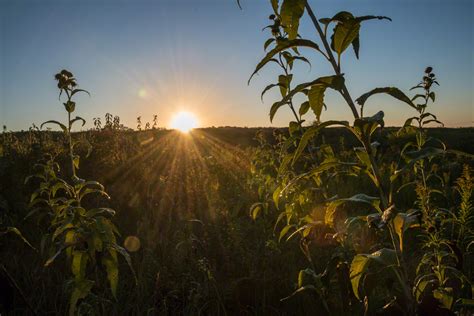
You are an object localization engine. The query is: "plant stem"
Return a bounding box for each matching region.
[304,2,360,120]
[305,1,414,311]
[67,108,76,178]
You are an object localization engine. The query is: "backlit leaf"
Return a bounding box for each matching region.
[280,0,306,40]
[356,87,416,110]
[249,39,320,84]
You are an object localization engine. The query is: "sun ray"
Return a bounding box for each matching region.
[170,111,198,133]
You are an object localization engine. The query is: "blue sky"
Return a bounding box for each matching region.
[1,0,472,130]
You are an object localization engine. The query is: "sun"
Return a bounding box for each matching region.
[170,111,198,133]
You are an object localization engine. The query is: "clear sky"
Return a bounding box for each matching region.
[1,0,472,130]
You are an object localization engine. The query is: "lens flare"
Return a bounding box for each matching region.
[170,112,198,133]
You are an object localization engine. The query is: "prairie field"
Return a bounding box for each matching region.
[1,127,473,314]
[1,0,473,315]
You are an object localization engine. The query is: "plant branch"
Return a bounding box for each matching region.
[305,2,360,119]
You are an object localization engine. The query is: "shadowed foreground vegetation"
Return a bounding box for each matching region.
[0,126,473,314]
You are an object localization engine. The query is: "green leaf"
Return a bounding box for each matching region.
[424,119,444,127]
[271,0,279,15]
[354,147,371,168]
[335,193,380,207]
[292,120,349,163]
[270,75,344,122]
[353,111,385,137]
[102,249,119,298]
[261,83,285,101]
[0,227,36,250]
[70,88,90,98]
[264,38,275,51]
[289,121,300,135]
[356,87,416,110]
[279,224,293,242]
[249,202,263,220]
[429,91,435,102]
[53,223,74,241]
[332,19,360,58]
[45,247,65,267]
[350,248,397,300]
[73,155,80,170]
[355,15,392,23]
[411,94,426,102]
[64,101,76,113]
[85,207,116,218]
[69,279,94,316]
[308,84,326,122]
[111,244,137,284]
[455,298,474,308]
[79,186,110,201]
[392,147,445,181]
[393,212,420,252]
[41,120,68,132]
[299,101,310,116]
[278,74,293,97]
[273,185,282,208]
[72,250,88,280]
[292,55,311,69]
[403,116,418,127]
[280,0,306,40]
[352,34,360,59]
[281,285,318,302]
[70,116,86,128]
[325,12,390,59]
[249,38,320,84]
[433,288,454,310]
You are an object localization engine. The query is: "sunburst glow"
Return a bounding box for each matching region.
[170,111,198,133]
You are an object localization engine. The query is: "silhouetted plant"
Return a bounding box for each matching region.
[28,70,135,315]
[136,116,142,131]
[248,1,473,314]
[93,117,102,131]
[152,115,158,129]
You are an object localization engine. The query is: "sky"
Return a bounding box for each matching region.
[0,0,472,131]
